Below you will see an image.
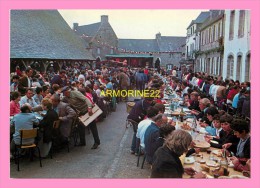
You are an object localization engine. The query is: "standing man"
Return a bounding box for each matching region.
[62,86,100,149]
[18,67,34,95]
[50,70,66,87]
[51,94,77,143]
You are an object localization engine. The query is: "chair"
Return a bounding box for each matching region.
[49,120,61,159]
[70,117,79,147]
[14,128,42,171]
[136,144,146,169]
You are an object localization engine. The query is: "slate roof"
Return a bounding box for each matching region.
[157,36,186,52]
[118,39,159,52]
[118,37,186,53]
[74,22,101,37]
[199,10,224,31]
[106,54,153,58]
[187,11,210,29]
[11,10,94,60]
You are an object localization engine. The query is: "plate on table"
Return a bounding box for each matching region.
[206,160,219,167]
[212,149,222,157]
[210,140,219,144]
[228,162,234,168]
[193,140,210,149]
[229,175,249,179]
[199,128,207,134]
[184,156,195,164]
[183,108,191,113]
[164,103,170,107]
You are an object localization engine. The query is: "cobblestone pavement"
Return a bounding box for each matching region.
[10,101,151,179]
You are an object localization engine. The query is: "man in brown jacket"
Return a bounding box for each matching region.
[18,67,33,95]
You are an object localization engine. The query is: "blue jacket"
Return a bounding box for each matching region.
[144,122,164,164]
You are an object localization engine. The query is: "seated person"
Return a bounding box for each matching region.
[135,107,159,155]
[204,114,222,138]
[201,107,219,135]
[186,91,200,111]
[37,98,59,157]
[144,114,168,164]
[205,114,239,154]
[151,130,205,178]
[190,98,211,125]
[32,87,43,105]
[10,105,39,153]
[19,88,42,112]
[224,118,250,159]
[10,91,21,116]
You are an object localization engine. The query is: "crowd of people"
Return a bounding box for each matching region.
[126,68,251,178]
[10,63,251,178]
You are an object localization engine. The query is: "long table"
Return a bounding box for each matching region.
[182,147,244,178]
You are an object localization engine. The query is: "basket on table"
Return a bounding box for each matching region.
[126,102,135,113]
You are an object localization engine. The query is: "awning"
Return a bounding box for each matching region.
[106,54,153,58]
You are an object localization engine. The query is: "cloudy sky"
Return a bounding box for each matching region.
[58,9,208,39]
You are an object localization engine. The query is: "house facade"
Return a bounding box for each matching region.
[185,11,210,71]
[196,10,225,76]
[73,15,119,62]
[222,10,251,82]
[74,16,186,69]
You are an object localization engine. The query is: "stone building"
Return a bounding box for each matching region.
[185,11,210,71]
[10,10,94,73]
[196,10,225,76]
[73,15,119,62]
[73,16,186,68]
[222,10,250,82]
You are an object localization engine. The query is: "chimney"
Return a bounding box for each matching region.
[101,15,108,23]
[210,11,213,19]
[156,32,161,40]
[73,23,79,31]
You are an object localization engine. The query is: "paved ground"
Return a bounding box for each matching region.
[10,101,151,179]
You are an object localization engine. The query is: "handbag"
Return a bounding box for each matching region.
[78,104,103,127]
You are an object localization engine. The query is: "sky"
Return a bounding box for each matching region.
[58,10,208,39]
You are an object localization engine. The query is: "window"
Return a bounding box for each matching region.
[245,54,250,81]
[110,48,114,54]
[227,55,234,78]
[216,24,219,40]
[97,48,101,54]
[209,27,212,43]
[211,58,214,74]
[201,32,204,45]
[238,10,245,38]
[236,55,242,81]
[218,22,221,38]
[229,11,235,40]
[213,25,216,41]
[216,57,219,75]
[219,58,222,75]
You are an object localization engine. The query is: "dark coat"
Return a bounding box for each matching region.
[144,122,164,164]
[188,100,200,111]
[39,109,59,143]
[127,99,151,123]
[196,109,210,125]
[151,145,184,178]
[212,130,240,154]
[18,76,30,95]
[50,75,64,87]
[237,137,250,159]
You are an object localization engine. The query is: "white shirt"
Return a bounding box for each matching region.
[19,95,38,108]
[215,128,222,137]
[136,119,153,148]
